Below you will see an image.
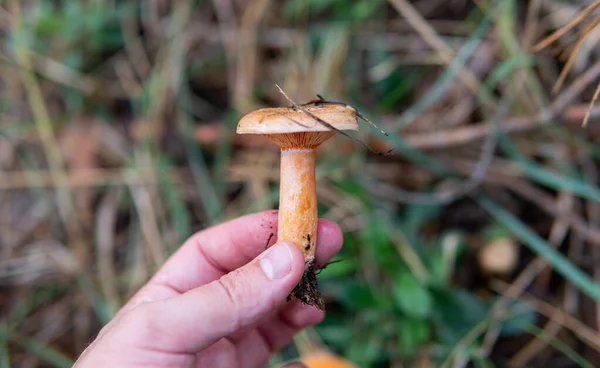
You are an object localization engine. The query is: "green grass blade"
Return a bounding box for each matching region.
[213,110,237,205]
[0,328,73,368]
[521,323,594,368]
[494,127,600,202]
[477,195,600,302]
[76,274,113,324]
[383,133,451,176]
[156,156,191,245]
[177,110,223,223]
[391,11,494,130]
[0,325,9,368]
[551,125,600,162]
[484,54,534,92]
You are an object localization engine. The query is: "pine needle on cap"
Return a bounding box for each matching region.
[275,84,392,156]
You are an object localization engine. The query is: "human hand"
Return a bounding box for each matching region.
[74,210,342,367]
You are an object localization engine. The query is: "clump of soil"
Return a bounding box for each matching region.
[290,263,324,310]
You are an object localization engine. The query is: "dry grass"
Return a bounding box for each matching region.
[1,0,600,367]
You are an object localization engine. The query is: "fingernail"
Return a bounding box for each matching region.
[260,242,294,280]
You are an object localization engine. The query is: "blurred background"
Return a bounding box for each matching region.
[1,0,600,367]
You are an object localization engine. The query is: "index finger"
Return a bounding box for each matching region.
[125,210,342,306]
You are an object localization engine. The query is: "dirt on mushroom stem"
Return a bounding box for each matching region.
[265,131,334,310]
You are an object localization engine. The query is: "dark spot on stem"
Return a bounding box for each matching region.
[264,233,274,250]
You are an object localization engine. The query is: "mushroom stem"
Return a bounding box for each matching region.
[279,148,317,266]
[278,147,325,309]
[262,131,334,310]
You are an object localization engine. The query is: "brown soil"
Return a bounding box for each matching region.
[289,262,324,310]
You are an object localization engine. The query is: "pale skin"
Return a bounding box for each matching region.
[75,210,342,368]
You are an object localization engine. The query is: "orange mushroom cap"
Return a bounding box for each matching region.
[236,104,359,135]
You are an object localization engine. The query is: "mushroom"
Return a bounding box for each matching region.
[478,237,518,276]
[236,101,359,309]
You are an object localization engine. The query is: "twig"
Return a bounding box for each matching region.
[440,316,500,368]
[501,180,600,245]
[402,106,600,150]
[120,9,152,80]
[479,191,573,358]
[399,60,600,150]
[96,189,122,314]
[509,317,561,366]
[130,186,165,267]
[8,0,90,278]
[0,167,181,189]
[583,82,600,127]
[492,280,600,352]
[522,0,543,49]
[533,0,600,52]
[278,108,312,128]
[367,97,509,205]
[356,111,389,136]
[549,60,600,116]
[387,0,493,108]
[233,0,271,111]
[275,85,392,156]
[210,0,238,104]
[9,1,69,191]
[551,12,600,93]
[300,95,389,136]
[315,259,342,274]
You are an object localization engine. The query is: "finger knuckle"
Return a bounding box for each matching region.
[216,271,250,328]
[217,273,242,306]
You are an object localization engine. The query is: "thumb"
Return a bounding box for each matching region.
[121,241,305,353]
